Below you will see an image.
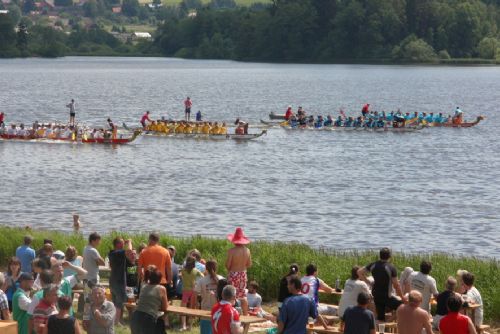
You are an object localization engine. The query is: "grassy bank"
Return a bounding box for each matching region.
[1,227,499,322]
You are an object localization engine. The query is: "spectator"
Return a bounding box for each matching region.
[82,286,116,334]
[64,246,83,278]
[341,291,375,334]
[278,277,325,334]
[43,296,82,334]
[277,264,299,308]
[399,267,414,295]
[138,233,172,286]
[2,256,22,310]
[13,273,34,334]
[439,293,477,334]
[180,256,204,331]
[32,284,59,334]
[358,247,405,321]
[199,260,224,334]
[0,273,11,320]
[53,260,87,299]
[461,272,483,329]
[167,245,179,300]
[211,285,242,334]
[409,261,438,313]
[226,227,252,316]
[32,259,44,291]
[39,244,54,270]
[338,266,372,318]
[247,280,273,321]
[82,233,105,284]
[189,249,206,273]
[108,237,134,325]
[37,239,53,258]
[28,270,56,334]
[300,264,336,321]
[396,290,433,334]
[130,266,168,334]
[16,236,36,274]
[433,277,457,329]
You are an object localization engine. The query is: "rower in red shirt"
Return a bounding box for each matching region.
[141,111,152,128]
[284,106,293,121]
[0,112,5,127]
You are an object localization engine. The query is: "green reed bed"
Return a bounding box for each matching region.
[0,227,499,322]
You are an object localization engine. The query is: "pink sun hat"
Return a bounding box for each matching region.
[227,227,251,245]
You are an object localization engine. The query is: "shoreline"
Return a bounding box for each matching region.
[1,54,499,66]
[0,226,499,322]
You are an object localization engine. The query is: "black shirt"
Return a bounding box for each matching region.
[436,290,454,316]
[47,315,76,334]
[365,260,397,299]
[109,249,127,286]
[343,306,375,334]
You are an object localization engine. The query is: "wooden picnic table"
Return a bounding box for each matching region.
[0,320,18,334]
[306,326,393,334]
[319,289,343,296]
[125,303,267,334]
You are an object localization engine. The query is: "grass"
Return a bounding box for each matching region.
[1,227,499,323]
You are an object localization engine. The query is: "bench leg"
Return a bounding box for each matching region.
[242,323,250,334]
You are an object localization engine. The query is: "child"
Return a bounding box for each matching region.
[247,281,275,321]
[180,256,203,331]
[225,227,252,315]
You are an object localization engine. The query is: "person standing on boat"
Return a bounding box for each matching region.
[284,106,293,121]
[184,97,193,121]
[361,103,370,117]
[453,107,463,124]
[140,111,152,129]
[66,99,76,126]
[0,112,4,127]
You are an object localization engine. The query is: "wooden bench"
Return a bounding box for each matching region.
[125,303,266,334]
[479,324,490,334]
[0,320,18,334]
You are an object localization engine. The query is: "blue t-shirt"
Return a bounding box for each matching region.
[278,294,317,334]
[342,306,375,334]
[16,246,35,273]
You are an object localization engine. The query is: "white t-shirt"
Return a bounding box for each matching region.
[465,287,483,326]
[247,292,262,309]
[409,272,438,312]
[82,245,101,283]
[338,279,371,318]
[300,275,324,303]
[198,274,224,311]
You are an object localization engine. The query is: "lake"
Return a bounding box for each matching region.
[0,57,499,258]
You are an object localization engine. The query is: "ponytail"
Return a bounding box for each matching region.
[206,260,218,285]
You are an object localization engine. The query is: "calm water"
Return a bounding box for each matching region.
[0,57,499,258]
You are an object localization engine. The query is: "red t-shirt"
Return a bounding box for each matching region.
[285,108,292,120]
[362,104,369,112]
[439,312,470,334]
[211,301,240,334]
[141,113,151,122]
[184,99,192,108]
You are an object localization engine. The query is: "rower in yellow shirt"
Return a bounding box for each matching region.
[193,123,201,134]
[183,123,193,134]
[157,121,167,133]
[36,127,45,137]
[175,122,185,134]
[219,122,227,135]
[166,122,176,134]
[210,122,220,135]
[201,122,211,134]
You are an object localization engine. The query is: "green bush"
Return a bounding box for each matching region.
[477,37,498,59]
[0,227,499,322]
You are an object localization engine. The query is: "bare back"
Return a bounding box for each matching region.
[397,304,432,334]
[226,245,251,272]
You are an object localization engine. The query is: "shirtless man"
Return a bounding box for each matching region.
[397,290,433,334]
[226,227,252,316]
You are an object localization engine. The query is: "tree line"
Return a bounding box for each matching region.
[154,0,500,62]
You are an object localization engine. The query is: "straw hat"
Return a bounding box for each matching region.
[227,227,250,245]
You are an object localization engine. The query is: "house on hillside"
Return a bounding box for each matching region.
[0,9,9,14]
[0,0,12,6]
[34,0,55,13]
[131,32,152,40]
[111,6,121,13]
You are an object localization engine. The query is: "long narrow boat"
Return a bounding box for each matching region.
[430,116,484,128]
[269,112,286,120]
[0,130,141,144]
[280,125,424,133]
[122,123,267,141]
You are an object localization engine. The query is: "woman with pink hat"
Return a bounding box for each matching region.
[225,227,252,316]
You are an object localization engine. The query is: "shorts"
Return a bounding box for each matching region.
[181,290,196,306]
[185,108,191,114]
[318,303,337,316]
[374,296,402,321]
[228,271,247,299]
[70,113,76,117]
[111,285,127,309]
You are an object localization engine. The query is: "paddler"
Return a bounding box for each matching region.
[285,106,293,121]
[425,113,434,123]
[453,107,463,124]
[183,122,193,134]
[175,121,185,134]
[314,116,323,128]
[344,117,354,127]
[334,116,343,127]
[140,111,152,129]
[323,115,333,127]
[353,117,363,127]
[201,122,211,134]
[157,121,167,133]
[219,122,227,135]
[375,118,385,128]
[210,122,220,134]
[234,119,248,134]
